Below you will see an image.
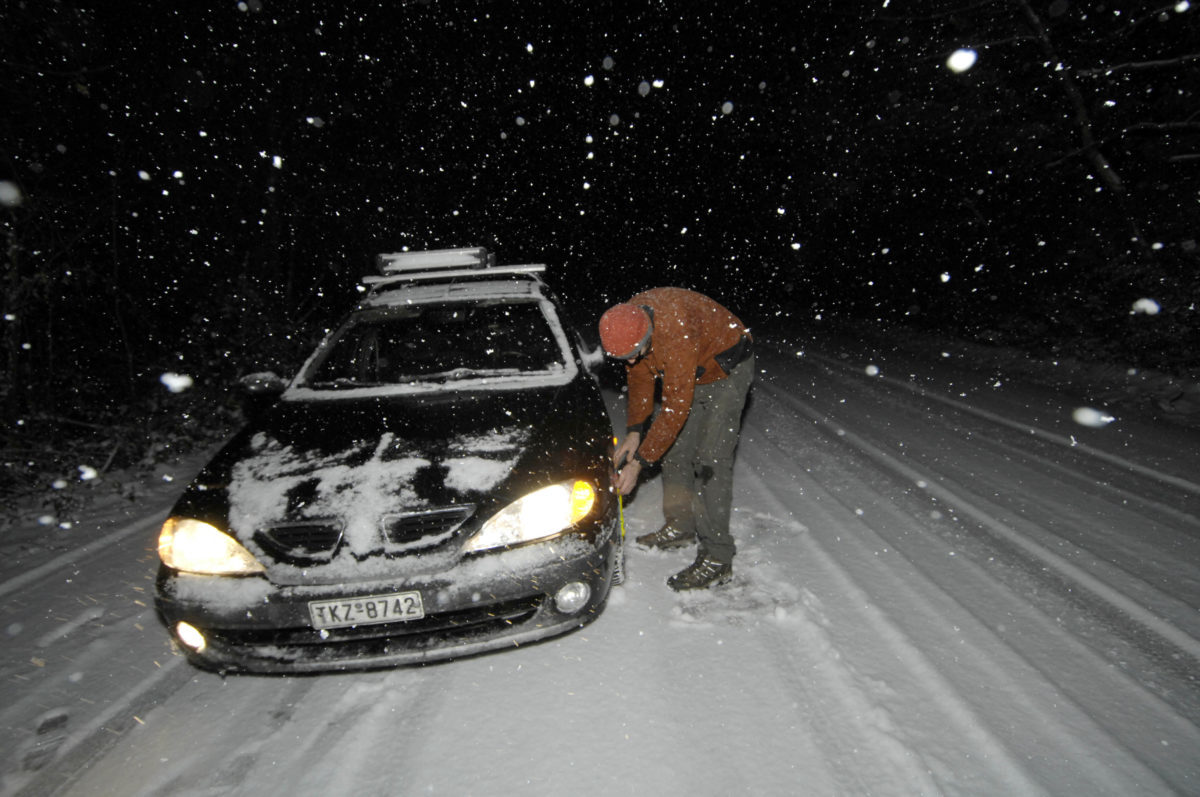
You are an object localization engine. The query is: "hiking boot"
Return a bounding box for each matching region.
[635,523,695,550]
[667,555,733,591]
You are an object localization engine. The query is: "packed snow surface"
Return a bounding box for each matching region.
[2,330,1198,796]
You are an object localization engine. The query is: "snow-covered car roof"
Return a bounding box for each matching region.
[360,273,546,308]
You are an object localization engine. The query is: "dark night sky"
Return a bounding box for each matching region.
[2,0,1197,404]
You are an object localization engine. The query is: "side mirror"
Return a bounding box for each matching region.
[236,371,288,420]
[572,329,606,374]
[580,341,606,372]
[238,371,288,394]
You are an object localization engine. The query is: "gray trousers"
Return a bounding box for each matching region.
[660,354,754,564]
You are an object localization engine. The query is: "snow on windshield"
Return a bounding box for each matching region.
[284,294,579,399]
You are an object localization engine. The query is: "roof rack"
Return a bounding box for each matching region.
[362,248,547,293]
[375,247,494,274]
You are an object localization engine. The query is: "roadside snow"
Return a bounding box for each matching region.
[868,323,1200,425]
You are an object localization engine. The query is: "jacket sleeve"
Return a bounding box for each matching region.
[636,358,697,463]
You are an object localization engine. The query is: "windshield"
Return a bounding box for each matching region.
[299,298,567,388]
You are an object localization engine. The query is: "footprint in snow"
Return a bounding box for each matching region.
[21,708,70,772]
[670,557,803,627]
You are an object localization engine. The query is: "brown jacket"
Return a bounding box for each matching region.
[625,287,751,464]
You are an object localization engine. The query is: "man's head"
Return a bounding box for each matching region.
[599,303,652,362]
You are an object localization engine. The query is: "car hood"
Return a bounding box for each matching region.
[208,386,582,563]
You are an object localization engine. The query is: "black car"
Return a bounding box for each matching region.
[155,248,621,673]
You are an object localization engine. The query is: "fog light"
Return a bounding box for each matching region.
[176,621,207,653]
[554,581,591,614]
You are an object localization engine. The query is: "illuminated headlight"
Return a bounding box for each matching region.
[175,621,207,652]
[463,480,596,553]
[158,517,266,576]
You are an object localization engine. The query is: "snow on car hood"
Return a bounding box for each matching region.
[222,391,554,560]
[227,428,527,558]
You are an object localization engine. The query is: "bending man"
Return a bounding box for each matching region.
[599,287,754,591]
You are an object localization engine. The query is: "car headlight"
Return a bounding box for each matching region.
[463,480,596,553]
[158,517,266,575]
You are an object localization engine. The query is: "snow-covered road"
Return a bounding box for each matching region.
[3,332,1198,796]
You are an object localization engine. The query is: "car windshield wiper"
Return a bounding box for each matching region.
[305,369,512,389]
[426,367,485,382]
[305,378,385,390]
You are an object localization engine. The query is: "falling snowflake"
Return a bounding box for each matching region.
[160,373,195,393]
[947,49,978,73]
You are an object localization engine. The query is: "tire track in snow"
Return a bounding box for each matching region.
[289,668,472,797]
[804,349,1200,499]
[734,441,1052,796]
[754,376,1200,664]
[218,674,421,797]
[0,513,165,600]
[1,622,130,729]
[596,483,849,797]
[769,344,1199,534]
[33,606,107,649]
[807,350,1200,535]
[957,425,1200,530]
[650,530,889,795]
[172,677,324,797]
[2,541,184,797]
[756,348,1200,633]
[740,385,1200,793]
[8,655,192,797]
[53,667,452,797]
[729,558,962,794]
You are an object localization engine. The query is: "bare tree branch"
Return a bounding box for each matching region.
[1095,3,1192,42]
[866,0,1001,23]
[958,34,1038,50]
[1049,120,1200,165]
[1115,121,1200,136]
[1077,52,1200,77]
[1012,0,1125,194]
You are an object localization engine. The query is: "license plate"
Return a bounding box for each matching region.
[308,591,424,630]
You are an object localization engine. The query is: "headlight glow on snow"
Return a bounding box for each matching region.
[464,480,596,553]
[158,517,266,575]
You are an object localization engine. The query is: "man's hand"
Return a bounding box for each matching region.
[612,432,642,496]
[613,432,641,470]
[615,459,642,496]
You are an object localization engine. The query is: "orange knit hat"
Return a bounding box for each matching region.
[598,304,651,358]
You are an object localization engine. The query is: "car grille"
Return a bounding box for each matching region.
[381,505,475,552]
[256,520,343,562]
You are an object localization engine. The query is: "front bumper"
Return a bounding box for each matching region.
[155,527,619,674]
